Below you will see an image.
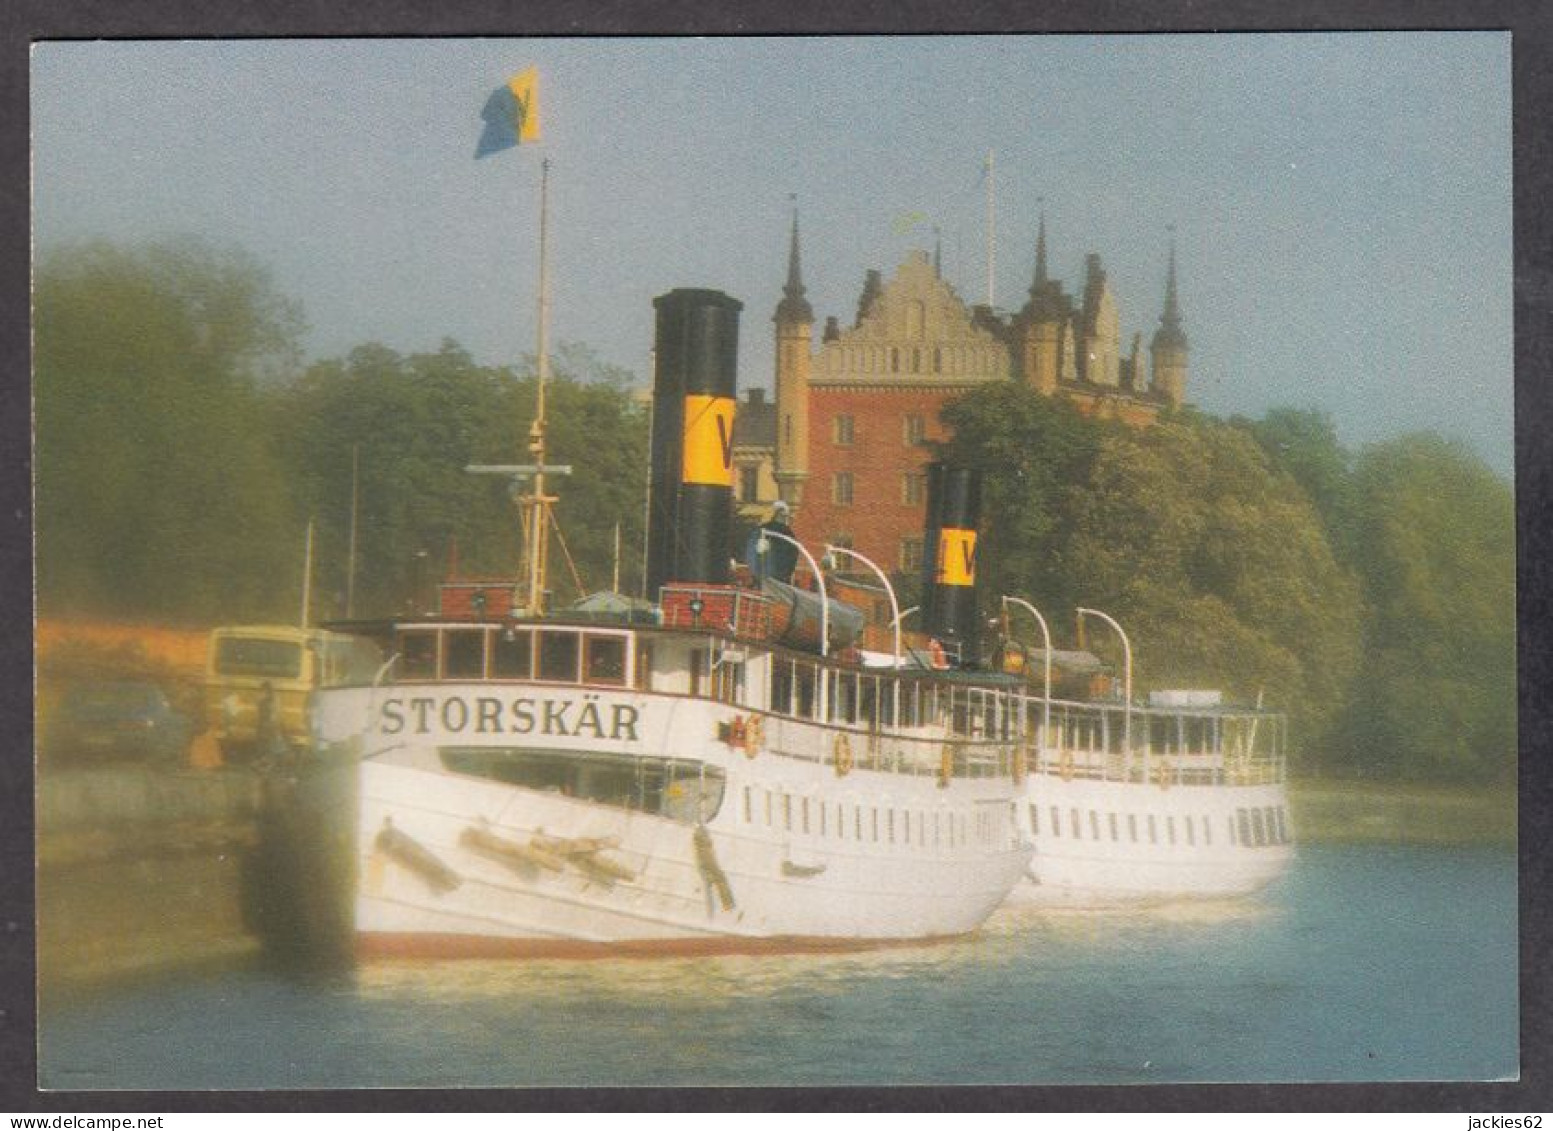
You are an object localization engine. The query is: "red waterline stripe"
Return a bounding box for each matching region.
[356,930,964,962]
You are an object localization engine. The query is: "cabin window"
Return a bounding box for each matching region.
[439,747,724,824]
[1147,815,1158,845]
[1203,816,1213,846]
[784,794,793,831]
[1273,806,1289,844]
[795,663,818,719]
[1108,813,1119,841]
[399,631,439,680]
[441,630,487,679]
[743,786,752,824]
[1089,810,1101,840]
[819,802,827,838]
[1166,816,1176,845]
[537,632,580,683]
[492,629,533,678]
[764,791,773,827]
[1250,808,1267,847]
[855,806,863,841]
[871,808,880,842]
[584,635,627,686]
[1070,808,1081,839]
[802,797,811,834]
[1128,814,1138,843]
[1237,809,1252,847]
[836,804,844,839]
[1051,806,1062,838]
[771,659,794,714]
[1029,804,1039,836]
[1185,816,1196,846]
[887,809,896,843]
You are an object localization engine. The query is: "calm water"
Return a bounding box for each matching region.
[38,844,1517,1089]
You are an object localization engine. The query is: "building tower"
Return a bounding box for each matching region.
[773,204,815,513]
[1018,212,1067,395]
[1149,235,1189,408]
[1079,253,1122,388]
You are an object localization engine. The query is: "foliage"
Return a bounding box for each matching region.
[276,340,647,618]
[1242,407,1354,550]
[1336,434,1515,782]
[34,240,305,621]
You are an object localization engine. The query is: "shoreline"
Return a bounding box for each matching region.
[1287,778,1515,847]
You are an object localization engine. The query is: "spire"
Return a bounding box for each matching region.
[775,197,813,325]
[1022,202,1066,323]
[1152,227,1188,352]
[1032,204,1048,287]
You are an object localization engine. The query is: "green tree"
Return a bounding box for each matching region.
[278,340,647,618]
[1339,434,1515,782]
[1243,407,1354,550]
[34,239,305,621]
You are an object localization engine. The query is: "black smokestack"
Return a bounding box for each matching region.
[920,462,982,663]
[646,289,742,597]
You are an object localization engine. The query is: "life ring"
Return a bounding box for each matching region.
[743,715,764,758]
[833,733,853,777]
[938,743,955,788]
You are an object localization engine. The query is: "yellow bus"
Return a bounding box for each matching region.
[204,625,382,760]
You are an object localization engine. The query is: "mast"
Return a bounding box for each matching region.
[468,156,570,616]
[985,149,996,308]
[526,156,553,615]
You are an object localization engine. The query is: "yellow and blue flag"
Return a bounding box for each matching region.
[475,68,540,158]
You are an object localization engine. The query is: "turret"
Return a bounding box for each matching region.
[1150,236,1189,408]
[773,205,814,513]
[1079,253,1121,388]
[1018,212,1067,395]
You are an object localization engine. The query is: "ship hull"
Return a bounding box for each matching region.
[1009,772,1293,908]
[319,682,1033,954]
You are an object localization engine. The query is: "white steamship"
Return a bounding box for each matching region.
[311,282,1033,957]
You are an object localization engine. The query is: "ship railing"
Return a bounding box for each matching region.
[1023,696,1287,787]
[743,712,1032,784]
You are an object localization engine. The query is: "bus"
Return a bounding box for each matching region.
[204,625,382,760]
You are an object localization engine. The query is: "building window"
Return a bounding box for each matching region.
[739,465,760,501]
[900,537,924,572]
[830,532,854,550]
[903,414,926,446]
[902,471,926,505]
[832,472,854,506]
[833,414,854,446]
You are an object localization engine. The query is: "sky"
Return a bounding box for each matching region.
[31,34,1512,473]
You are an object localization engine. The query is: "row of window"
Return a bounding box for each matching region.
[1030,804,1292,849]
[831,413,928,448]
[742,785,999,850]
[399,627,631,686]
[827,470,928,508]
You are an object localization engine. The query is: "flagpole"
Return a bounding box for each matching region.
[985,148,996,308]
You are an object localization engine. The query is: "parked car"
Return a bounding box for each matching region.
[45,681,194,764]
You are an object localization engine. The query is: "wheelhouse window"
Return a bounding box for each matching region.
[492,629,533,678]
[399,631,438,680]
[537,631,580,683]
[442,630,487,679]
[584,635,627,686]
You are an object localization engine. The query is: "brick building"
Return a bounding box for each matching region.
[757,210,1190,572]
